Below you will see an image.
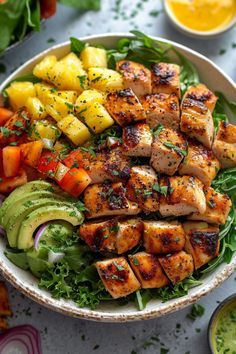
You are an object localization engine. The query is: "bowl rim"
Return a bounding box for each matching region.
[207,293,236,353]
[163,0,236,38]
[0,32,236,322]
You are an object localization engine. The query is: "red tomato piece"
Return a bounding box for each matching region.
[40,0,57,18]
[0,168,27,194]
[20,141,44,167]
[2,146,21,177]
[59,168,91,197]
[63,149,84,169]
[0,108,14,126]
[37,151,59,177]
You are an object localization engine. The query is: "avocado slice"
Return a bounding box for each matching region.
[18,204,84,250]
[2,190,68,228]
[7,199,70,248]
[0,180,54,223]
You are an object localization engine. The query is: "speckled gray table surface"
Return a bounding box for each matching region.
[0,1,235,353]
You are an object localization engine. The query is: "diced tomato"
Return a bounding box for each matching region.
[0,168,27,194]
[20,141,44,167]
[63,149,84,169]
[37,151,59,177]
[40,0,57,18]
[59,168,91,197]
[2,146,21,177]
[0,108,14,126]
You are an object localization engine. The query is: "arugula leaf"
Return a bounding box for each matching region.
[59,0,100,10]
[173,50,199,94]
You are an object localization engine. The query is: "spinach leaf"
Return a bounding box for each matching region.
[59,0,101,10]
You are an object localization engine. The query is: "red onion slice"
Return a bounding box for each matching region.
[34,222,51,250]
[0,325,42,354]
[0,226,6,237]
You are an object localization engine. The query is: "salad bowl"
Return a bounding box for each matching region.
[0,33,235,322]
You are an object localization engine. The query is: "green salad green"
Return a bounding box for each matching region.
[3,31,236,310]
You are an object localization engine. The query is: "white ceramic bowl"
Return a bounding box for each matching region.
[163,1,236,39]
[0,33,235,322]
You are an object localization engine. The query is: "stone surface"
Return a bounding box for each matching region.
[0,1,235,353]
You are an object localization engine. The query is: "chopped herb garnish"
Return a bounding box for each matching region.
[149,10,161,17]
[47,38,56,43]
[132,257,139,266]
[113,261,124,271]
[81,146,96,157]
[78,75,87,89]
[187,304,205,320]
[153,183,168,197]
[163,142,187,156]
[219,49,226,55]
[151,124,164,138]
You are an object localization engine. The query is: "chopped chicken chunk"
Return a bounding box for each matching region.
[159,176,206,217]
[126,166,159,213]
[105,88,146,126]
[150,126,187,175]
[64,147,131,184]
[140,93,180,129]
[179,139,220,186]
[188,186,232,225]
[123,123,152,157]
[143,220,185,254]
[96,257,140,298]
[129,252,170,288]
[212,121,236,168]
[183,221,220,269]
[116,218,143,254]
[158,251,194,284]
[151,63,181,98]
[84,182,140,218]
[180,97,214,149]
[116,60,152,97]
[183,84,218,113]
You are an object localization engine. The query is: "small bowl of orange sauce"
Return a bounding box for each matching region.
[163,0,236,38]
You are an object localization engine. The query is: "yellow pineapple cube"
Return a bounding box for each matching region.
[75,89,105,113]
[56,90,77,103]
[81,46,107,69]
[31,120,60,142]
[35,82,53,101]
[57,114,91,145]
[33,55,57,82]
[6,81,36,110]
[44,94,74,122]
[59,53,84,68]
[25,97,47,120]
[88,68,123,92]
[82,102,114,134]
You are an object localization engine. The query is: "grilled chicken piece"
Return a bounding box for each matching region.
[105,88,146,127]
[150,126,187,175]
[212,121,236,168]
[126,166,159,213]
[183,84,218,113]
[143,220,185,254]
[140,93,180,129]
[158,251,194,284]
[79,219,117,253]
[116,218,143,254]
[116,60,152,97]
[79,217,143,254]
[129,252,170,288]
[84,182,140,219]
[96,257,140,298]
[151,63,181,98]
[123,123,152,157]
[183,221,220,269]
[179,140,220,186]
[159,176,206,217]
[64,147,131,184]
[180,97,214,149]
[0,109,29,146]
[188,186,232,225]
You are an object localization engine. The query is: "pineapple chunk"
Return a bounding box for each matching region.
[25,97,47,120]
[88,68,123,92]
[56,90,77,103]
[81,102,114,134]
[33,55,57,82]
[75,89,105,112]
[34,82,53,101]
[81,46,107,69]
[44,94,74,122]
[58,114,91,145]
[31,120,60,142]
[6,82,36,110]
[59,52,83,68]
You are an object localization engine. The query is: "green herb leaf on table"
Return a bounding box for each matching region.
[186,304,205,320]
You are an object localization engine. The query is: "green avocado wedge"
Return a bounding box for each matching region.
[6,199,71,248]
[1,191,68,228]
[0,180,55,223]
[18,205,84,250]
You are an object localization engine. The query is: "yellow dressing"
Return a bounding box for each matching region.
[167,0,236,32]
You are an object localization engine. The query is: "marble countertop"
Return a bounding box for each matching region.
[0,1,235,353]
